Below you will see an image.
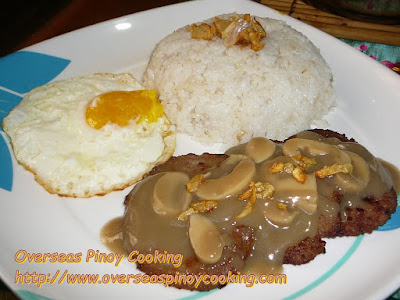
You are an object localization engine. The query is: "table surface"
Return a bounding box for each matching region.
[1,1,399,299]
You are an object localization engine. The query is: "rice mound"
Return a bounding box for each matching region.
[143,14,336,147]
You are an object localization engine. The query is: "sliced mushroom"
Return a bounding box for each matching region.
[273,173,318,214]
[264,202,299,226]
[282,138,351,165]
[296,130,325,141]
[153,172,192,216]
[196,158,256,200]
[338,142,379,171]
[245,137,276,163]
[188,214,224,264]
[334,151,370,193]
[206,154,244,179]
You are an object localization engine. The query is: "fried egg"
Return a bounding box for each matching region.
[2,73,175,197]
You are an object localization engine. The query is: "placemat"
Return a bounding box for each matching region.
[340,38,400,75]
[260,0,400,46]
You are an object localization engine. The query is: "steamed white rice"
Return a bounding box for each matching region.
[143,14,336,147]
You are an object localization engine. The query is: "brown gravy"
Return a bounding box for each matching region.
[101,131,397,275]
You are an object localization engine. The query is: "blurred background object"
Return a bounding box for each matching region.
[303,0,400,24]
[2,0,399,57]
[0,0,185,57]
[261,0,400,45]
[0,0,71,57]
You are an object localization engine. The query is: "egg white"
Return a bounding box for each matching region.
[2,73,175,197]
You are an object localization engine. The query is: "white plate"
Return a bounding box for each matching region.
[1,0,399,299]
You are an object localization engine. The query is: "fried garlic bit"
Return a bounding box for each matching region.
[191,200,219,212]
[186,174,206,193]
[236,202,254,219]
[188,23,215,40]
[277,203,287,210]
[255,181,275,199]
[269,162,296,174]
[238,181,274,202]
[177,207,196,222]
[177,200,218,221]
[236,181,274,219]
[315,163,354,179]
[292,166,307,184]
[291,155,317,169]
[269,162,307,184]
[188,14,267,51]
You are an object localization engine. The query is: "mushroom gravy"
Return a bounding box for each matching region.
[101,130,398,275]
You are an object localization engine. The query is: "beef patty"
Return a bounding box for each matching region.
[123,129,398,290]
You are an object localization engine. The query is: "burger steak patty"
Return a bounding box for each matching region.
[125,129,397,290]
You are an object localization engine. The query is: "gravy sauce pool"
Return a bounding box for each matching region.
[101,131,398,275]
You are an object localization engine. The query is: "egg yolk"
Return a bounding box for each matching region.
[85,90,163,129]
